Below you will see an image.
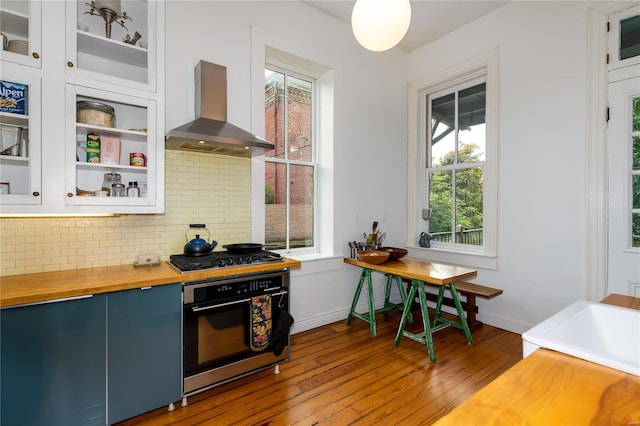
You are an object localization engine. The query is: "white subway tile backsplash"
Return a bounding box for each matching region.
[1,151,253,276]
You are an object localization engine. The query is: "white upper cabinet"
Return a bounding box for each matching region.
[65,0,157,92]
[65,85,158,211]
[0,65,42,206]
[0,0,164,215]
[0,0,42,68]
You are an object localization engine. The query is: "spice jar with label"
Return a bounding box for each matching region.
[101,172,121,195]
[127,181,139,197]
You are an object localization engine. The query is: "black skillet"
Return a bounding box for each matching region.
[222,243,265,254]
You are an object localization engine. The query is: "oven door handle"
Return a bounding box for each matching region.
[191,298,251,312]
[190,290,288,313]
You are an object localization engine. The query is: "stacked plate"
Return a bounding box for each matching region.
[7,40,28,55]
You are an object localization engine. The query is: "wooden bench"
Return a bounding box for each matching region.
[402,279,503,331]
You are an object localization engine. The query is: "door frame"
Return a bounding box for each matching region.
[586,1,640,301]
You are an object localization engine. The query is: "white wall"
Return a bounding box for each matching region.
[409,1,592,332]
[166,1,598,335]
[165,1,409,333]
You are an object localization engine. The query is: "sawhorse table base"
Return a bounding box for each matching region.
[394,280,473,363]
[346,268,414,337]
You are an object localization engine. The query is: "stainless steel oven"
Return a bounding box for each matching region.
[182,269,290,396]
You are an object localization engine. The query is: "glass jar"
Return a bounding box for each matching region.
[111,183,125,197]
[101,172,121,195]
[76,101,116,128]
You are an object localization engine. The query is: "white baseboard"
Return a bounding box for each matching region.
[478,311,532,335]
[291,298,399,335]
[290,300,534,336]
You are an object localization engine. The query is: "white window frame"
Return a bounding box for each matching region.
[406,50,499,270]
[608,4,640,72]
[250,27,339,265]
[264,63,319,253]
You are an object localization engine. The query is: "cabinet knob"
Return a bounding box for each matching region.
[67,192,73,197]
[67,61,74,68]
[32,52,40,59]
[33,192,40,197]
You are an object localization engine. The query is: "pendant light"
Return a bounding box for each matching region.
[351,0,412,52]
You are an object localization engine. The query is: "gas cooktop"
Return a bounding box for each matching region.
[169,250,283,273]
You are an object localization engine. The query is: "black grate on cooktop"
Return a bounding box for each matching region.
[169,250,282,272]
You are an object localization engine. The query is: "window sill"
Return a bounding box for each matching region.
[281,252,345,277]
[406,245,497,270]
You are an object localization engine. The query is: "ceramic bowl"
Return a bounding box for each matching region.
[356,250,390,265]
[378,247,408,261]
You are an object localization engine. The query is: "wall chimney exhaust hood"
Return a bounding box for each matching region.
[165,61,274,157]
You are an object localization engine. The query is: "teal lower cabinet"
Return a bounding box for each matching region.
[0,283,183,426]
[1,294,107,426]
[107,284,182,424]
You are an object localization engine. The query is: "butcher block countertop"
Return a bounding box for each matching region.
[433,294,640,425]
[343,257,477,284]
[0,258,301,308]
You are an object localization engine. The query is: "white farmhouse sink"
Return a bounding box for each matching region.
[522,300,640,376]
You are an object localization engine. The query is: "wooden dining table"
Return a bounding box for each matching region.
[344,257,478,363]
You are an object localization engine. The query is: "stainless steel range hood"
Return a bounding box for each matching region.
[165,61,274,157]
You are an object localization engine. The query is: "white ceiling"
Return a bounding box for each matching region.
[303,0,509,52]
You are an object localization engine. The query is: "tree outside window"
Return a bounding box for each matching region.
[427,81,486,247]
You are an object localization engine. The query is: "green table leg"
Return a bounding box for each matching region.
[346,268,367,325]
[394,281,416,346]
[346,268,377,337]
[449,282,473,344]
[382,275,414,323]
[365,271,376,337]
[395,279,437,363]
[433,282,473,345]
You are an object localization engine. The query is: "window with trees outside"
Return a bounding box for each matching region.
[264,65,316,250]
[426,77,487,248]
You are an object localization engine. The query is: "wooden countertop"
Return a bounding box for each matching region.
[0,258,301,308]
[343,257,477,285]
[433,294,640,425]
[433,348,640,425]
[600,293,640,310]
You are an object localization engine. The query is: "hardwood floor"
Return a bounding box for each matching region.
[117,309,522,426]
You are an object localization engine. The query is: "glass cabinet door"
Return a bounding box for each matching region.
[0,67,42,206]
[65,0,156,92]
[0,0,42,68]
[65,84,156,209]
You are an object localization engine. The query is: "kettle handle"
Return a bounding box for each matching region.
[186,224,209,242]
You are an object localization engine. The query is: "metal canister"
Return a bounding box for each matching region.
[111,183,125,197]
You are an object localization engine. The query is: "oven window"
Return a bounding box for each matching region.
[198,306,246,363]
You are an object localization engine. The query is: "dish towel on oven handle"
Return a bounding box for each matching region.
[269,303,294,356]
[250,295,272,352]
